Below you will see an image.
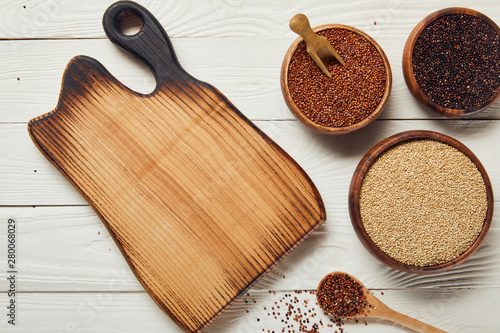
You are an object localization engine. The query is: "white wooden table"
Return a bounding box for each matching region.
[1,0,499,332]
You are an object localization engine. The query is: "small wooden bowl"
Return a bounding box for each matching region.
[402,8,500,117]
[281,24,392,135]
[348,130,494,274]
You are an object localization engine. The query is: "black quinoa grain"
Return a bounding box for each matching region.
[412,13,500,110]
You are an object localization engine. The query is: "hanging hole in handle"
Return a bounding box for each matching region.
[119,11,143,36]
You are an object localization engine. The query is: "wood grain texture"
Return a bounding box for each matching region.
[27,2,325,332]
[1,205,499,292]
[2,37,500,124]
[1,0,500,332]
[1,0,499,39]
[3,120,500,206]
[1,288,499,333]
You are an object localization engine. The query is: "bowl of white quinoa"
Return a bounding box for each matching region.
[348,130,493,274]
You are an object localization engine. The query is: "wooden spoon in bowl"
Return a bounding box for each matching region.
[317,272,447,333]
[289,13,345,77]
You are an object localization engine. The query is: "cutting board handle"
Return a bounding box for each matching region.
[102,1,189,88]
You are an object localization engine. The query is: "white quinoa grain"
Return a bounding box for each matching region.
[359,139,487,266]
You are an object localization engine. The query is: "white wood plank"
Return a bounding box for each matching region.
[0,202,498,292]
[0,291,182,333]
[205,288,500,333]
[1,37,499,123]
[0,288,498,332]
[1,120,499,205]
[0,38,294,123]
[0,0,498,39]
[0,124,84,205]
[1,1,500,332]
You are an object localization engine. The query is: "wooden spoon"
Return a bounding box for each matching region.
[317,272,447,333]
[289,13,346,77]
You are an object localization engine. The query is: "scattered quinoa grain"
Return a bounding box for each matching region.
[261,290,361,332]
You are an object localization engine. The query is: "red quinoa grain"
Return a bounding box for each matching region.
[317,273,367,318]
[262,290,355,332]
[287,28,386,127]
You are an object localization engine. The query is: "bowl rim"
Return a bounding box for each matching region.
[348,130,494,274]
[281,24,392,135]
[402,7,500,117]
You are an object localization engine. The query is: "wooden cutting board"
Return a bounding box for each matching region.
[27,1,326,332]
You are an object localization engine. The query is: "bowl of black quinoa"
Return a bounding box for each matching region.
[403,8,500,117]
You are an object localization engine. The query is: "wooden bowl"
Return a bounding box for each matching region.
[348,130,494,274]
[402,8,500,117]
[281,24,392,135]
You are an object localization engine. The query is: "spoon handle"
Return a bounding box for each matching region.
[289,13,317,42]
[288,14,333,77]
[367,294,447,333]
[378,308,447,333]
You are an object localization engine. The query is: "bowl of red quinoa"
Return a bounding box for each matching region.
[403,8,500,117]
[348,130,493,274]
[281,24,392,135]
